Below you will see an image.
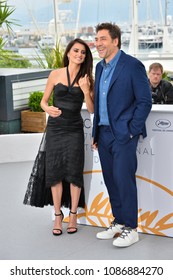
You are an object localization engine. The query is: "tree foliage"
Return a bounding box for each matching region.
[0,0,19,31]
[35,41,64,69]
[0,1,31,68]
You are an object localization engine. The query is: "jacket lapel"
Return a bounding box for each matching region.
[95,63,103,100]
[108,51,126,92]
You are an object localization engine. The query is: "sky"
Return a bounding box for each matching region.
[6,0,173,32]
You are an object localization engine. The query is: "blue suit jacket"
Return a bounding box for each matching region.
[92,51,152,144]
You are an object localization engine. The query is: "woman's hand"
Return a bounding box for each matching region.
[92,139,98,150]
[46,106,62,118]
[79,74,90,96]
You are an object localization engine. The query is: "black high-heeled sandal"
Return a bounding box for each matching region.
[67,210,78,234]
[52,210,64,236]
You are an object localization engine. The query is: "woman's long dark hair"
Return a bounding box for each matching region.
[63,38,94,92]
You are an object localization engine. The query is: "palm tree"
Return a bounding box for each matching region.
[0,0,19,49]
[0,0,18,31]
[0,1,32,68]
[35,42,64,69]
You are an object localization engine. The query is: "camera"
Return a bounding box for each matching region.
[151,89,165,104]
[152,91,158,104]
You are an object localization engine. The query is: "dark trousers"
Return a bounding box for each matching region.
[98,125,139,228]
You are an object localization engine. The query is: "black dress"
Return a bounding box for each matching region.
[23,67,85,208]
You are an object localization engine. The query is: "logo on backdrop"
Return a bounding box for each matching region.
[155,119,171,129]
[152,119,173,132]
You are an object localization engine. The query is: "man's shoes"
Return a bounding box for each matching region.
[96,222,124,239]
[113,227,139,247]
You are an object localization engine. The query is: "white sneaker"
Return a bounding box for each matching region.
[113,227,139,247]
[96,223,124,239]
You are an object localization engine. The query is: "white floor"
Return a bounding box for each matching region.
[0,161,173,261]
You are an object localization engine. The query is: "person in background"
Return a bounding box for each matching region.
[92,22,152,247]
[23,38,94,236]
[148,62,173,104]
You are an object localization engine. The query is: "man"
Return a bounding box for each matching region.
[92,23,152,247]
[148,62,173,104]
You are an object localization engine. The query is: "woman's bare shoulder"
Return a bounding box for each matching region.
[48,67,66,83]
[50,67,65,77]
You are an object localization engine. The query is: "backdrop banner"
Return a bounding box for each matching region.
[62,108,173,237]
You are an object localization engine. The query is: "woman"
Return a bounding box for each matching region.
[23,38,94,236]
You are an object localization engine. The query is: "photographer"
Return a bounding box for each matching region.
[148,62,173,104]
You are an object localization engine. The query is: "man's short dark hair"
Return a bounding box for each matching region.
[95,22,121,49]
